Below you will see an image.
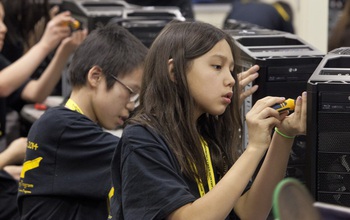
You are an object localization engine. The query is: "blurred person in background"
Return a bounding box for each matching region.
[0,0,87,218]
[328,0,350,51]
[224,0,294,33]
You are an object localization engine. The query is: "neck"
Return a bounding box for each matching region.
[68,88,96,122]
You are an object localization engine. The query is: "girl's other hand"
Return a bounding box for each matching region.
[237,65,259,106]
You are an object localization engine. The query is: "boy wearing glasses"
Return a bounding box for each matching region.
[17,23,148,219]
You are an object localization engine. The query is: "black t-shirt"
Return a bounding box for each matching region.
[110,124,246,220]
[17,106,119,220]
[0,170,20,220]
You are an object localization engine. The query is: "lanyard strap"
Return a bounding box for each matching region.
[195,138,216,197]
[65,98,84,114]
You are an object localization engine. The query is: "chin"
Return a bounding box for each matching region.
[209,109,226,116]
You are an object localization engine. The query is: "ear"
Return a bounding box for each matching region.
[168,58,176,82]
[87,66,103,88]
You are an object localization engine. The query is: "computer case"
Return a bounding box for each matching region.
[61,0,133,31]
[306,47,350,207]
[226,28,324,183]
[108,7,185,47]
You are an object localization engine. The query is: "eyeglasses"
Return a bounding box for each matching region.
[109,74,139,103]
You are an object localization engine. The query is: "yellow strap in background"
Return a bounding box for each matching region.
[273,3,290,22]
[65,98,84,115]
[195,138,216,197]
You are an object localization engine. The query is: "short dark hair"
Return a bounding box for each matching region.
[68,23,148,90]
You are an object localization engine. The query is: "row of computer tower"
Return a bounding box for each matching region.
[307,48,350,207]
[59,0,185,47]
[230,28,350,207]
[229,28,324,185]
[59,0,350,208]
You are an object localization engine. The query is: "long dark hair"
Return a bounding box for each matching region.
[129,20,243,184]
[3,0,50,49]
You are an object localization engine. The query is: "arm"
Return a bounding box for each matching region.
[0,137,27,169]
[168,96,287,220]
[0,11,74,97]
[235,92,307,219]
[3,165,23,180]
[22,28,88,102]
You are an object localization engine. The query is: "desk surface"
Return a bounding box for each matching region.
[20,96,64,123]
[20,96,122,137]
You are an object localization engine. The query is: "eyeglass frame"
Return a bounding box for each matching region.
[108,74,139,103]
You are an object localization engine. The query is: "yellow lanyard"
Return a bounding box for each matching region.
[195,138,216,197]
[65,98,84,114]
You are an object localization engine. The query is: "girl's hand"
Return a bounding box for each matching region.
[245,96,286,150]
[59,28,88,55]
[237,65,259,106]
[277,92,307,137]
[38,11,75,52]
[49,5,60,19]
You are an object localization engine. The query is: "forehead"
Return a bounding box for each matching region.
[116,66,144,89]
[209,39,232,54]
[118,66,143,81]
[200,40,234,64]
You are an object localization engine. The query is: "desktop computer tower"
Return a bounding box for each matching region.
[306,47,350,207]
[226,29,324,183]
[108,7,185,47]
[61,0,133,31]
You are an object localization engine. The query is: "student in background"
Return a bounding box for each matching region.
[224,0,295,33]
[0,2,87,150]
[2,0,68,95]
[328,0,350,51]
[2,0,53,63]
[109,20,307,219]
[0,1,86,218]
[17,23,148,220]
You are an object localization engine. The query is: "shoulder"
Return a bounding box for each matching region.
[33,106,96,130]
[115,123,179,169]
[29,106,118,146]
[121,124,167,149]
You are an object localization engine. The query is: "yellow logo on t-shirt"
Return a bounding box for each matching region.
[20,157,43,178]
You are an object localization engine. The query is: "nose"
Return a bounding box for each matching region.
[225,69,235,88]
[0,21,7,34]
[126,101,136,112]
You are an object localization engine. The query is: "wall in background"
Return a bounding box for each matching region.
[193,0,329,53]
